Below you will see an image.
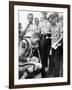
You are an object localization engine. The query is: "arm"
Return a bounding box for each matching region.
[19,55,30,62]
[22,24,30,37]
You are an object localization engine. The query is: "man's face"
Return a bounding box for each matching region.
[27,14,33,24]
[52,17,58,24]
[34,18,39,26]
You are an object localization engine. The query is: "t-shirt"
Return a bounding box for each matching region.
[33,24,39,33]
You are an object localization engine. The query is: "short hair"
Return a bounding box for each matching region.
[20,39,28,48]
[27,13,34,19]
[34,17,39,20]
[34,18,39,23]
[48,13,59,21]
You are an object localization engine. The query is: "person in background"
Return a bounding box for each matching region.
[19,33,42,79]
[38,11,52,78]
[49,13,63,77]
[22,13,36,38]
[57,16,63,29]
[57,16,63,77]
[34,17,39,33]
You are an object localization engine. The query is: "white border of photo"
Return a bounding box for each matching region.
[14,5,68,85]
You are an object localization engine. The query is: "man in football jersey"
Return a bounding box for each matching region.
[19,33,42,79]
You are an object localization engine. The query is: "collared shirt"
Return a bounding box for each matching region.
[38,19,52,35]
[33,24,39,33]
[24,24,36,37]
[51,22,63,46]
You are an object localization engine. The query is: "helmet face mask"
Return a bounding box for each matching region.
[20,40,28,50]
[21,41,27,48]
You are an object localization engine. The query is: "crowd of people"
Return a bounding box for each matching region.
[18,11,63,79]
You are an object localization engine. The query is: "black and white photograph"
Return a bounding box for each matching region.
[9,1,70,88]
[18,11,63,79]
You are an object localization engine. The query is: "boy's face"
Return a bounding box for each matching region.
[34,18,39,25]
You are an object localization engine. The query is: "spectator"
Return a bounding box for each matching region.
[49,13,63,77]
[38,11,52,78]
[22,13,36,38]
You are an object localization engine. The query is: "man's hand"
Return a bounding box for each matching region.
[52,42,61,50]
[26,23,30,29]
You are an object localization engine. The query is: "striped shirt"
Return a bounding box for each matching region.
[51,22,63,46]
